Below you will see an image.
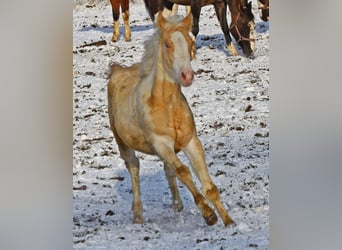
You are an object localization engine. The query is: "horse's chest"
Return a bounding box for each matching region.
[149,102,193,149]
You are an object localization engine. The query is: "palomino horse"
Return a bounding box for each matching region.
[107,13,234,226]
[143,0,255,57]
[109,0,131,42]
[258,0,269,22]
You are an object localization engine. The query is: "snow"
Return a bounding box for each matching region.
[73,0,269,249]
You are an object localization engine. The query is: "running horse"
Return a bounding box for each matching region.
[258,0,269,22]
[107,13,234,226]
[109,0,131,42]
[143,0,255,57]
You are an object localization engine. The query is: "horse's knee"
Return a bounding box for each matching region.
[205,184,220,201]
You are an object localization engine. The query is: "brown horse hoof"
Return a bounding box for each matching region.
[204,211,218,226]
[111,35,119,42]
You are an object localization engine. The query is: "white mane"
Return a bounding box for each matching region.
[139,15,186,79]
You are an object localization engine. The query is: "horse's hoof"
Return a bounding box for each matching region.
[246,52,255,59]
[172,200,183,212]
[133,215,144,224]
[111,36,119,42]
[204,211,218,226]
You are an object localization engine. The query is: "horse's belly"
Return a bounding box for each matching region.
[115,118,154,155]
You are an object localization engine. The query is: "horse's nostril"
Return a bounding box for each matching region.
[182,72,186,80]
[182,70,194,81]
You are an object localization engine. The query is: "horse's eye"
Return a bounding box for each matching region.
[165,41,171,48]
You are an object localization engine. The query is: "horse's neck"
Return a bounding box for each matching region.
[150,58,182,104]
[141,40,182,103]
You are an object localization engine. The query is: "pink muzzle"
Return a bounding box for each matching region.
[180,69,194,87]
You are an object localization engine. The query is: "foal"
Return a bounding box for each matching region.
[107,13,234,226]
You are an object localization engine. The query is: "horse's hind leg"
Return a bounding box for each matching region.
[120,0,131,41]
[183,136,235,226]
[164,162,183,211]
[112,129,143,223]
[110,0,121,42]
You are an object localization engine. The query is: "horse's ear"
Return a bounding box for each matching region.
[156,11,167,30]
[183,13,193,32]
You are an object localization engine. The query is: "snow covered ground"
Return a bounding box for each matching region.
[73,0,269,248]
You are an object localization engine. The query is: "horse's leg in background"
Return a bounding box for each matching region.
[171,3,179,16]
[120,0,131,41]
[161,0,174,18]
[183,136,235,226]
[185,6,191,15]
[152,135,218,226]
[110,0,121,42]
[164,162,183,211]
[213,2,238,56]
[188,2,202,58]
[171,5,191,17]
[190,1,201,41]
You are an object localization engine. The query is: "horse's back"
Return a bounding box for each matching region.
[108,63,140,102]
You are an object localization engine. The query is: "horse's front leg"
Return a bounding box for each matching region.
[151,134,218,226]
[183,136,235,226]
[213,2,238,56]
[110,0,121,42]
[189,3,201,58]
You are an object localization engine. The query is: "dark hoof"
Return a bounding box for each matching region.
[204,211,218,226]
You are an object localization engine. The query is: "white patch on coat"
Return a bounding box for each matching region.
[171,31,192,83]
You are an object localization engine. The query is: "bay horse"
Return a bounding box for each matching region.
[109,0,131,42]
[107,13,234,226]
[143,0,255,57]
[258,0,269,22]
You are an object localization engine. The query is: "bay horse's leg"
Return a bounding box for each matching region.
[161,0,174,18]
[183,136,235,226]
[189,2,201,58]
[190,2,200,40]
[164,162,183,211]
[120,0,131,41]
[213,2,238,56]
[152,135,218,226]
[170,3,178,16]
[112,129,143,223]
[110,0,121,42]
